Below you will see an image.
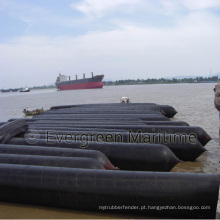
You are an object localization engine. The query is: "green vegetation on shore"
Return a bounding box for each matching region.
[104,76,218,86]
[10,75,218,90]
[30,85,56,90]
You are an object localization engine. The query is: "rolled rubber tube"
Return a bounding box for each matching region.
[49,103,158,110]
[48,103,178,118]
[42,109,163,114]
[28,120,189,126]
[33,115,170,121]
[0,144,115,170]
[43,107,177,118]
[7,137,180,171]
[27,124,211,146]
[26,130,205,161]
[0,153,105,170]
[37,113,166,118]
[0,119,28,144]
[159,105,178,118]
[0,164,219,219]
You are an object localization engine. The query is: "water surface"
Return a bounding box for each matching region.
[0,83,219,218]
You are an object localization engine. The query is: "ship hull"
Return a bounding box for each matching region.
[57,81,103,90]
[56,75,104,91]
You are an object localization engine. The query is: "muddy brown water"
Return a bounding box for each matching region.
[0,83,219,218]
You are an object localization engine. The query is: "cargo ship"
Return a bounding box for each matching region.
[55,72,104,90]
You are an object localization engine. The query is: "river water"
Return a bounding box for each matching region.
[0,83,219,218]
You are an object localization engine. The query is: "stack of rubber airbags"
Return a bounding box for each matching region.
[0,103,218,218]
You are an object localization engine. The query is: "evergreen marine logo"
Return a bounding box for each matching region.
[24,130,40,144]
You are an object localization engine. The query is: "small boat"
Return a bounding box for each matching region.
[23,108,44,116]
[20,86,30,92]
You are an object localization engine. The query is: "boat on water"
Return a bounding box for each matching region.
[23,108,44,116]
[55,72,104,90]
[1,88,19,93]
[20,86,30,92]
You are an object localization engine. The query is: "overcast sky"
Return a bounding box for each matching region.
[0,0,220,88]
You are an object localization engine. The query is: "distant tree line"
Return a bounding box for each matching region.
[30,85,56,90]
[17,75,218,90]
[103,76,218,86]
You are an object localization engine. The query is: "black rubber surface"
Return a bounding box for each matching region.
[0,164,219,219]
[0,144,116,169]
[6,138,180,171]
[0,153,105,169]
